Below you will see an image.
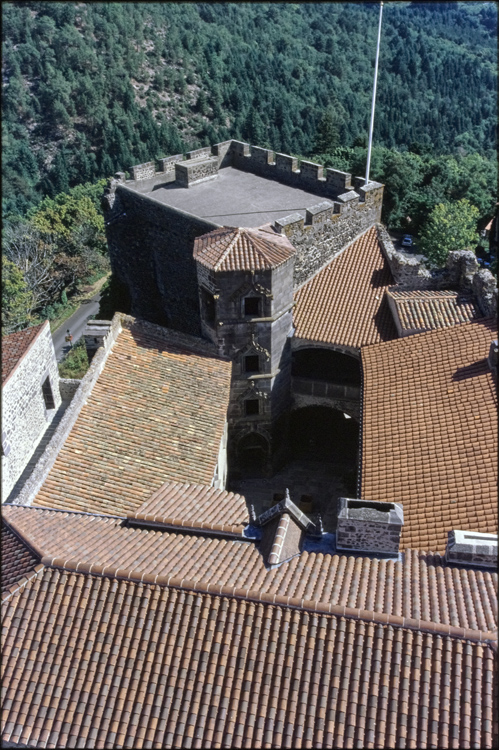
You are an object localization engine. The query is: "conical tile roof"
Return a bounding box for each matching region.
[193,226,296,272]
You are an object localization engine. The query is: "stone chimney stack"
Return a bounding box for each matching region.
[83,320,112,363]
[336,498,404,555]
[445,530,497,568]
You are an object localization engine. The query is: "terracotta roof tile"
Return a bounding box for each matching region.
[193,226,295,271]
[361,317,497,553]
[1,565,496,749]
[293,225,397,348]
[1,521,41,594]
[387,287,483,334]
[33,320,232,516]
[2,322,47,383]
[4,506,497,632]
[129,480,249,534]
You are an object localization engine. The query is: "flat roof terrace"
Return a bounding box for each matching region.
[127,166,331,228]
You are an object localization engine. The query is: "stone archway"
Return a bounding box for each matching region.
[289,405,359,465]
[237,432,270,477]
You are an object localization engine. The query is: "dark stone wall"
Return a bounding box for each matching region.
[104,185,219,336]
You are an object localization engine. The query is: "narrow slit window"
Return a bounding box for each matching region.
[42,377,55,410]
[201,288,216,326]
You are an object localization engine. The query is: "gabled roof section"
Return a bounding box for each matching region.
[361,317,498,553]
[129,480,249,535]
[1,520,41,595]
[4,505,497,632]
[193,226,296,272]
[387,287,483,336]
[293,225,397,348]
[33,319,232,516]
[2,321,47,383]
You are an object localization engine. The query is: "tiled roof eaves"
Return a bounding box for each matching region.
[2,321,48,385]
[40,556,497,645]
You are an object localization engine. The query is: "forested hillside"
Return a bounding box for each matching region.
[2,1,497,217]
[2,2,497,334]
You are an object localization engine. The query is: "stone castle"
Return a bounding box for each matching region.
[101,138,497,481]
[101,140,385,477]
[2,141,497,750]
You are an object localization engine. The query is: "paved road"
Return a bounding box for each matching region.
[52,292,101,362]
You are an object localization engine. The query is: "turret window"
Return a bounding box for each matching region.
[244,399,260,416]
[244,297,261,317]
[244,355,260,374]
[201,287,216,326]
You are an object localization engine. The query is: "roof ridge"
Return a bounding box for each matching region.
[2,515,46,561]
[41,555,497,644]
[214,227,242,270]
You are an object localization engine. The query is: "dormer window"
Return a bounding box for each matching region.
[244,297,261,317]
[244,355,260,374]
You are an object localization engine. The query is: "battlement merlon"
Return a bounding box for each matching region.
[111,140,383,205]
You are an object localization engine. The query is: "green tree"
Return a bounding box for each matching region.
[2,256,34,334]
[312,109,341,155]
[418,199,480,267]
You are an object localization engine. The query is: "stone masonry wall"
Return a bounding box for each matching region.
[104,185,219,336]
[10,315,124,508]
[283,197,383,288]
[2,322,61,501]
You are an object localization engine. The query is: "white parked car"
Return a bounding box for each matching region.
[401,234,413,247]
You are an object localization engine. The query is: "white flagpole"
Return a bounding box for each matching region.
[365,1,383,186]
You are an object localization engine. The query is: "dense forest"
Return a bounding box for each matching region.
[2,1,497,216]
[2,1,497,332]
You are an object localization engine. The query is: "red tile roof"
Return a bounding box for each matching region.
[361,317,498,553]
[387,288,482,334]
[1,521,40,594]
[129,480,249,534]
[1,322,47,383]
[193,226,295,271]
[4,506,497,632]
[1,564,496,749]
[293,225,397,348]
[33,319,232,516]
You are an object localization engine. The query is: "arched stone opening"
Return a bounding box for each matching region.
[292,348,361,386]
[237,431,270,477]
[289,406,359,464]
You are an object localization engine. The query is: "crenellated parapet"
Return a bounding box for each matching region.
[123,139,383,208]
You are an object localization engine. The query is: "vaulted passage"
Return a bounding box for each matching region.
[290,406,359,464]
[292,348,361,385]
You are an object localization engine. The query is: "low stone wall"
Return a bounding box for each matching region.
[11,315,123,507]
[377,224,498,316]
